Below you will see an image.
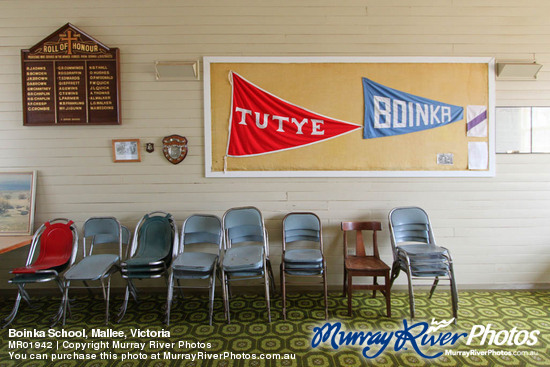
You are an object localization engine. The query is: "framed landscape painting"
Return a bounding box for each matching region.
[0,171,37,235]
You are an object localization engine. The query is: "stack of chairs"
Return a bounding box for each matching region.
[117,211,178,322]
[388,206,458,320]
[281,212,327,320]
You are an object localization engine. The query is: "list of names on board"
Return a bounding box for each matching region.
[21,23,120,125]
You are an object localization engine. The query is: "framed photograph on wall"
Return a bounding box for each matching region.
[0,171,37,236]
[112,139,141,162]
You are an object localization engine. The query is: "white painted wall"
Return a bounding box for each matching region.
[1,0,549,289]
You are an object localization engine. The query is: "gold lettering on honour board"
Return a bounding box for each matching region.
[163,135,188,165]
[21,23,121,125]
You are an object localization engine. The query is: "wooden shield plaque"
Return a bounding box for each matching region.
[21,23,121,126]
[162,135,188,164]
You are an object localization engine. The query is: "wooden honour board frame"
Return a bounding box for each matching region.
[204,56,495,178]
[21,23,121,126]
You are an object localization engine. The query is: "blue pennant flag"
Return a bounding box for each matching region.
[363,78,464,139]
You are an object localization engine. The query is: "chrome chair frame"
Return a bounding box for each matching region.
[2,218,78,328]
[221,206,273,323]
[281,212,328,320]
[117,211,178,322]
[389,206,458,320]
[166,214,222,326]
[61,217,129,325]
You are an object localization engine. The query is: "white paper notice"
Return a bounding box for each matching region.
[468,142,488,170]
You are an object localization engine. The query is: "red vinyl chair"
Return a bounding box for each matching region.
[2,218,78,328]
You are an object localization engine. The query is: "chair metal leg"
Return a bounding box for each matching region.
[264,262,271,323]
[384,272,391,317]
[221,270,230,324]
[267,260,276,295]
[105,277,112,325]
[449,267,459,321]
[405,269,415,320]
[19,286,32,306]
[117,285,130,322]
[2,291,22,328]
[390,261,400,287]
[209,263,217,326]
[62,280,70,326]
[51,277,66,327]
[165,271,174,326]
[281,264,287,321]
[429,277,439,299]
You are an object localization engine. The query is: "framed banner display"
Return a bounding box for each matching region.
[21,23,121,126]
[203,56,495,177]
[0,171,37,236]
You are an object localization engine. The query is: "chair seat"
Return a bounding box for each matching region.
[172,270,212,280]
[397,244,447,256]
[285,262,323,270]
[345,256,390,272]
[173,252,217,273]
[9,273,59,284]
[122,257,166,267]
[284,249,323,263]
[223,245,263,272]
[64,254,119,281]
[285,269,324,276]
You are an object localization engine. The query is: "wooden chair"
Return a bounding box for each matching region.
[342,221,391,317]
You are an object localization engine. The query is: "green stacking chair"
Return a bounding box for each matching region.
[117,211,178,322]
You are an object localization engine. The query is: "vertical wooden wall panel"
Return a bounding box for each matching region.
[0,0,549,289]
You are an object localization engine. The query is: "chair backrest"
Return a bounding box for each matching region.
[26,218,78,272]
[83,217,123,258]
[131,212,176,263]
[180,214,222,254]
[388,206,435,258]
[223,206,268,253]
[341,221,382,259]
[282,212,322,252]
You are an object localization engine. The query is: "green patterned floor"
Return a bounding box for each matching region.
[0,290,548,366]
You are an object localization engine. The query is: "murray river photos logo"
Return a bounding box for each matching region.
[311,319,540,359]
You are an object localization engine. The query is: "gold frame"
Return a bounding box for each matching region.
[112,139,141,163]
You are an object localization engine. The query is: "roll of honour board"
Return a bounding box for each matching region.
[21,23,120,126]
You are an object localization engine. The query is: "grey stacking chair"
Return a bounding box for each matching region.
[117,211,178,322]
[388,207,458,320]
[166,214,222,326]
[3,218,78,328]
[61,217,130,325]
[221,206,274,323]
[281,212,328,320]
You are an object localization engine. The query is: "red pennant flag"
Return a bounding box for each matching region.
[227,72,361,156]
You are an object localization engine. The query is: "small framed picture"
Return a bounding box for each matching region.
[112,139,141,162]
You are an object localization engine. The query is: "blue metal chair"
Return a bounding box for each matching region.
[221,206,274,323]
[117,211,178,322]
[281,212,327,320]
[166,214,222,326]
[2,218,78,328]
[61,217,130,325]
[389,207,458,320]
